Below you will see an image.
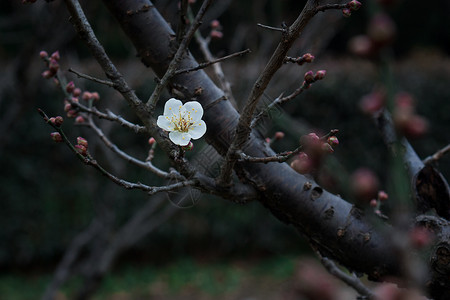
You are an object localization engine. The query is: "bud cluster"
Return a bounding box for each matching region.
[290,132,339,174]
[40,51,61,79]
[75,137,88,156]
[209,19,223,40]
[302,70,327,89]
[342,0,362,17]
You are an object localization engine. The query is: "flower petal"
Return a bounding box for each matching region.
[183,101,204,121]
[163,98,183,116]
[169,131,191,146]
[188,120,207,139]
[157,115,174,131]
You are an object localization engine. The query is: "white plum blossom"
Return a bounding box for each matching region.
[157,98,207,146]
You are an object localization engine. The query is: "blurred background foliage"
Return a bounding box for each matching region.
[1,0,450,298]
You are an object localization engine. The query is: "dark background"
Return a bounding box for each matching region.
[1,0,450,298]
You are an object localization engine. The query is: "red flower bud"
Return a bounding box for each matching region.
[347,0,362,11]
[210,30,223,40]
[64,102,72,112]
[48,58,59,72]
[210,20,220,29]
[182,141,194,151]
[73,88,82,97]
[42,70,54,79]
[75,116,85,124]
[66,81,75,93]
[290,152,312,174]
[314,70,327,81]
[342,8,352,17]
[39,51,48,59]
[50,51,60,61]
[377,190,388,202]
[50,132,62,142]
[327,136,339,146]
[67,110,78,118]
[148,137,156,145]
[75,144,88,156]
[77,137,88,148]
[54,116,64,126]
[304,70,315,83]
[82,91,92,101]
[302,53,315,63]
[274,131,285,140]
[351,168,379,201]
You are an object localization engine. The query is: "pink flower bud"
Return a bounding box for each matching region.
[82,91,92,101]
[148,137,156,145]
[347,0,362,11]
[48,58,59,72]
[71,97,79,103]
[314,70,326,81]
[302,53,315,63]
[370,199,378,207]
[39,51,48,59]
[210,30,223,40]
[182,141,194,151]
[75,144,88,156]
[77,137,88,148]
[66,81,75,93]
[91,92,100,101]
[327,136,339,146]
[64,102,72,112]
[73,88,82,97]
[274,131,285,140]
[350,168,379,201]
[348,35,373,57]
[75,116,85,124]
[304,70,315,83]
[210,20,220,29]
[50,132,62,142]
[265,137,271,143]
[342,8,352,17]
[378,190,388,202]
[359,90,386,114]
[50,51,60,61]
[402,115,429,139]
[42,70,54,79]
[290,152,312,174]
[67,110,78,118]
[54,116,64,126]
[300,132,320,145]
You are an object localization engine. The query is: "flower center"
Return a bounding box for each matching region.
[172,112,193,133]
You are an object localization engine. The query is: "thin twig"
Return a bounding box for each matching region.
[146,0,214,110]
[238,147,300,163]
[63,0,150,121]
[68,68,115,87]
[316,3,348,13]
[318,254,376,299]
[86,116,185,180]
[218,0,321,185]
[193,17,237,106]
[174,49,251,75]
[257,23,286,32]
[39,108,194,195]
[423,143,450,165]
